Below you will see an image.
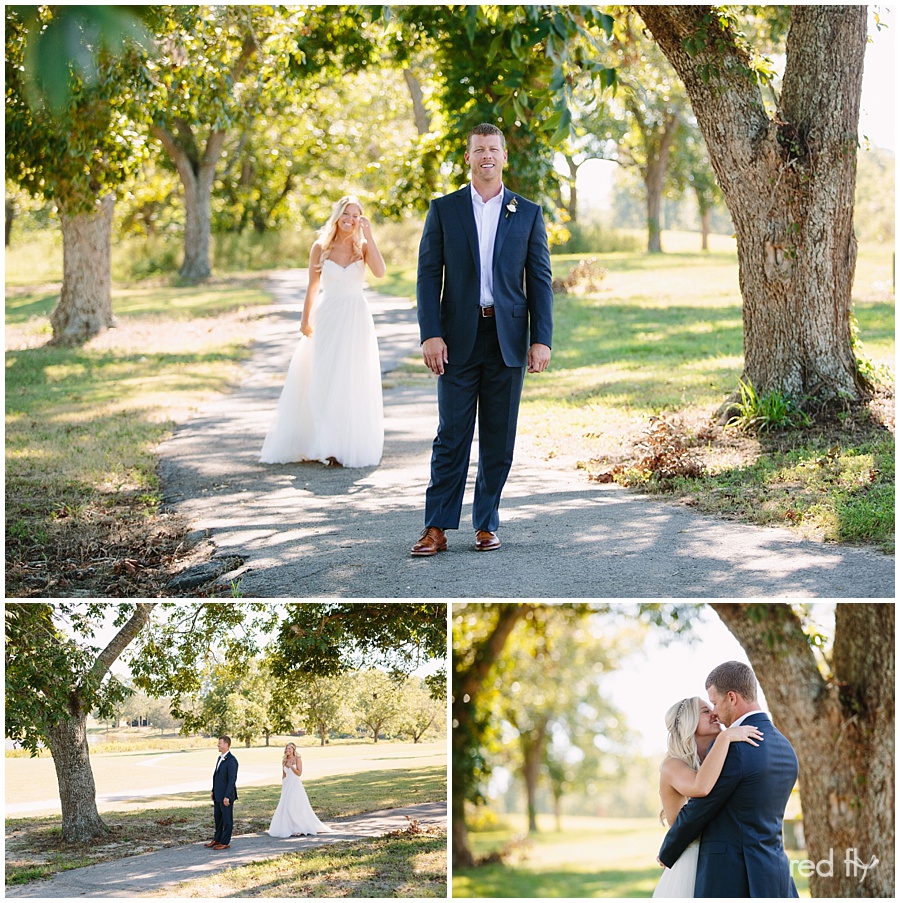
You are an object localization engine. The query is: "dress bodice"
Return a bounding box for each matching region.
[321,258,365,295]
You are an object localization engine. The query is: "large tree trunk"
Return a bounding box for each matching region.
[47,603,156,843]
[452,604,530,869]
[49,195,115,345]
[47,706,108,843]
[711,603,894,898]
[635,5,871,408]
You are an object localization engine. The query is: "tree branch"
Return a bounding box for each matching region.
[92,603,156,684]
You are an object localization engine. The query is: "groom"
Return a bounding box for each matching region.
[658,661,799,897]
[206,735,238,850]
[411,123,554,556]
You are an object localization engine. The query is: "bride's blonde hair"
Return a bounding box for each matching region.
[659,696,701,824]
[282,742,297,767]
[318,195,365,263]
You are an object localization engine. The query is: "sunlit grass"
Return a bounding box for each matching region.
[454,814,809,898]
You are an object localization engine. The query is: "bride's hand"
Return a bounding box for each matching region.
[721,724,764,746]
[301,320,313,337]
[359,216,374,239]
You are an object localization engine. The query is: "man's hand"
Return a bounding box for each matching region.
[527,343,551,373]
[223,798,230,807]
[657,857,666,868]
[422,336,448,376]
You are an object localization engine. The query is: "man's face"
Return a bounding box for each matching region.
[217,738,229,755]
[466,134,508,186]
[708,685,735,727]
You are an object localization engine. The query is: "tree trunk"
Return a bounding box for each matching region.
[564,154,580,224]
[6,198,16,247]
[644,114,679,254]
[46,603,156,843]
[152,125,226,282]
[402,69,431,135]
[452,604,530,869]
[699,204,711,251]
[711,603,894,898]
[634,5,871,408]
[47,707,109,843]
[520,720,548,833]
[49,195,115,345]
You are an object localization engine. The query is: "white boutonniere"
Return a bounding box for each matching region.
[505,197,518,218]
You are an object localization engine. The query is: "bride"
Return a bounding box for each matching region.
[653,697,763,898]
[260,194,386,468]
[267,743,333,837]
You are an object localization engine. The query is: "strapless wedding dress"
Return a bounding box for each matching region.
[267,766,333,837]
[653,838,699,897]
[260,259,384,467]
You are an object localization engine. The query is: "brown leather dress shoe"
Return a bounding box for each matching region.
[475,530,501,551]
[411,527,448,556]
[212,843,230,850]
[204,840,218,847]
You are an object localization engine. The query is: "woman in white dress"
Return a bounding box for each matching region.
[267,743,333,837]
[260,195,386,467]
[653,697,763,898]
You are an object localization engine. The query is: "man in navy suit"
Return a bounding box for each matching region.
[411,123,554,556]
[206,735,238,850]
[658,661,799,897]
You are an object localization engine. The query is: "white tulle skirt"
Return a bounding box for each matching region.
[653,839,699,898]
[267,771,332,838]
[260,260,383,468]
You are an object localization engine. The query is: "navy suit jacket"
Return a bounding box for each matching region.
[417,185,553,368]
[659,713,799,898]
[212,751,238,803]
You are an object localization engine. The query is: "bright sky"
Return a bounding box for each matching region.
[602,604,836,758]
[576,7,896,211]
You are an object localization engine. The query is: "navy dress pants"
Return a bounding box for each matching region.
[213,798,234,845]
[424,315,525,533]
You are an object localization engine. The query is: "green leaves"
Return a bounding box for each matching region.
[19,5,153,115]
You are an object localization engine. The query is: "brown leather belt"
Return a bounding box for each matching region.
[480,306,495,317]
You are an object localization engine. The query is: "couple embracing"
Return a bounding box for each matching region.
[654,661,799,898]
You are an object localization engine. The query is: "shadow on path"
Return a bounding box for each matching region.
[157,270,894,598]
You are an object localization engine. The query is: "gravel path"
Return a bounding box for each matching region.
[157,270,894,598]
[5,801,446,898]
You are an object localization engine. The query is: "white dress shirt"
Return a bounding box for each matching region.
[731,709,766,727]
[470,182,504,308]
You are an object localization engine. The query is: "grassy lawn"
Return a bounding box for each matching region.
[387,236,894,551]
[6,228,893,596]
[141,827,447,898]
[453,814,810,898]
[5,262,274,596]
[5,760,445,886]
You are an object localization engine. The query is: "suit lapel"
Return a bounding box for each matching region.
[492,188,514,268]
[451,187,480,274]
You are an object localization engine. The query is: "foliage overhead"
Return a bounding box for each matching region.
[270,603,446,696]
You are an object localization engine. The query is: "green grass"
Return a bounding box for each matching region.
[143,829,447,898]
[453,815,810,898]
[5,763,445,885]
[5,266,274,596]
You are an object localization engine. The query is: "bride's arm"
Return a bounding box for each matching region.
[661,725,763,798]
[301,243,324,336]
[360,218,385,278]
[293,756,303,777]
